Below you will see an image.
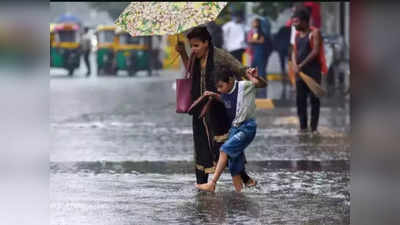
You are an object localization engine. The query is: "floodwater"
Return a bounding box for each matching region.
[50,70,350,225]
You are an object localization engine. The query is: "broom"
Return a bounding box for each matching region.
[287,61,296,88]
[299,71,326,97]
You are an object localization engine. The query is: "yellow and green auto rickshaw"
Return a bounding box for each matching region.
[95,25,116,75]
[50,23,81,76]
[50,23,56,66]
[113,28,152,76]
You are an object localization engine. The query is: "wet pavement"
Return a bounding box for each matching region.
[50,68,350,225]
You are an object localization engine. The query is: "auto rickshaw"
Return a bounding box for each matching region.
[50,23,81,76]
[113,28,152,76]
[50,23,56,66]
[95,25,116,75]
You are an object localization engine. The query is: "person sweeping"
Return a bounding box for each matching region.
[291,7,327,135]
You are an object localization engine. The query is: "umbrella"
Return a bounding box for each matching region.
[115,2,228,37]
[56,14,81,24]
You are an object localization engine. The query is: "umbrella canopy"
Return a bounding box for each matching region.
[115,2,227,37]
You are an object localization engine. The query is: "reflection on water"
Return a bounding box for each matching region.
[51,119,350,162]
[177,191,261,225]
[50,76,350,224]
[50,160,349,174]
[51,169,349,225]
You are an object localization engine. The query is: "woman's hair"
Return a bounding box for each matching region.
[253,18,261,27]
[215,65,234,83]
[186,26,212,43]
[187,26,216,94]
[253,18,264,40]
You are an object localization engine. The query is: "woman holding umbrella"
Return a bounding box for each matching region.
[175,26,257,188]
[114,2,257,189]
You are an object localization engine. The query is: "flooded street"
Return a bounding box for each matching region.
[50,70,350,225]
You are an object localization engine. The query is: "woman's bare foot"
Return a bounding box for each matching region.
[195,181,216,192]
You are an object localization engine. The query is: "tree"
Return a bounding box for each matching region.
[88,2,129,21]
[252,2,293,21]
[215,2,246,25]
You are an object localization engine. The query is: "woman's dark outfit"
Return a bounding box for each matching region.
[188,45,251,184]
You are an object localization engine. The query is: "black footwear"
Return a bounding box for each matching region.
[245,178,257,188]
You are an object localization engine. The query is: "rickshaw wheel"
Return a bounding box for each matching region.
[97,65,102,76]
[128,65,136,77]
[110,67,118,76]
[128,70,136,77]
[68,68,74,76]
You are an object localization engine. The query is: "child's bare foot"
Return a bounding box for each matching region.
[195,181,216,192]
[232,175,243,192]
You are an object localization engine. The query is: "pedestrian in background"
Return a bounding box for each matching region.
[81,27,92,77]
[247,18,268,98]
[291,8,325,135]
[304,1,321,29]
[287,3,310,87]
[206,21,224,49]
[273,25,291,76]
[260,16,274,74]
[289,3,320,56]
[222,11,247,63]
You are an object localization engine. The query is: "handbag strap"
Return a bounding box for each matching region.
[185,52,195,79]
[199,97,213,118]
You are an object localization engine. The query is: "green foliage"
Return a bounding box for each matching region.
[215,2,245,25]
[216,2,292,25]
[252,2,293,21]
[88,2,129,21]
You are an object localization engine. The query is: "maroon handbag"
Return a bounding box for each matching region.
[176,53,195,113]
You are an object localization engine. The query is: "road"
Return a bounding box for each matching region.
[50,68,350,225]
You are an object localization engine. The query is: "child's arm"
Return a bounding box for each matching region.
[203,91,224,103]
[245,68,268,88]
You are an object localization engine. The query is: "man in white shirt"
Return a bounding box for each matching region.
[222,12,247,63]
[81,27,92,77]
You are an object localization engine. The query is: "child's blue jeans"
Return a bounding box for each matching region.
[220,119,257,176]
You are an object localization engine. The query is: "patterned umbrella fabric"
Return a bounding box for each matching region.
[115,2,228,37]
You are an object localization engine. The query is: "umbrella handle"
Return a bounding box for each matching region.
[168,34,182,67]
[167,54,180,67]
